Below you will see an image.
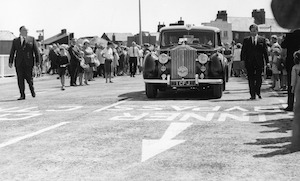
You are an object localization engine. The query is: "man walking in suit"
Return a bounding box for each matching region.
[9,26,41,100]
[68,38,81,86]
[241,24,269,100]
[128,41,139,77]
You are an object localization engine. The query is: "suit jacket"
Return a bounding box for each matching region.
[9,36,40,68]
[241,35,269,71]
[281,30,300,72]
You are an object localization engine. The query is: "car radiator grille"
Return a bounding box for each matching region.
[170,48,197,79]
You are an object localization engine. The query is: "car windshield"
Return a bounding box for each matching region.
[160,30,215,48]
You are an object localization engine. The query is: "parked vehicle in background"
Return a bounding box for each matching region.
[143,24,228,98]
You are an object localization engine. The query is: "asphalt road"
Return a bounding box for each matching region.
[0,74,298,181]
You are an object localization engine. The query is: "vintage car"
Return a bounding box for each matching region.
[143,24,228,99]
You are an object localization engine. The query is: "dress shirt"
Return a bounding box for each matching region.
[102,47,113,60]
[128,46,139,57]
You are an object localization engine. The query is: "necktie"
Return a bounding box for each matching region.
[132,47,135,57]
[22,37,26,46]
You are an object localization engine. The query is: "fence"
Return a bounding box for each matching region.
[0,54,15,78]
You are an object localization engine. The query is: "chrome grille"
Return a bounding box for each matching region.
[170,46,196,79]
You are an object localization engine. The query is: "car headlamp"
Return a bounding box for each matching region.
[198,54,208,64]
[158,53,169,64]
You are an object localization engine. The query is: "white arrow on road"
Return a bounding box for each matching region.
[141,122,193,162]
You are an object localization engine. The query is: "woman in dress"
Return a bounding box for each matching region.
[57,47,70,90]
[82,39,96,85]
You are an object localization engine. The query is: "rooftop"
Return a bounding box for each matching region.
[228,17,289,33]
[0,31,16,41]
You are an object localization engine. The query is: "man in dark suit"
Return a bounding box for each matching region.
[68,38,81,86]
[9,26,40,100]
[280,30,300,111]
[241,24,269,100]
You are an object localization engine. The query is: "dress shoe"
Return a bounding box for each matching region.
[284,107,293,112]
[17,97,25,100]
[249,97,256,100]
[258,95,262,99]
[31,91,36,98]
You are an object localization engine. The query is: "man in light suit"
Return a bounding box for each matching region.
[241,24,269,100]
[9,26,40,100]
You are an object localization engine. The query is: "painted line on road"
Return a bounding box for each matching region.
[93,98,131,112]
[0,122,70,149]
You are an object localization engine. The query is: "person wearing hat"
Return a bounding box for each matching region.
[95,44,106,77]
[57,47,70,90]
[82,39,95,85]
[270,47,282,90]
[102,42,114,83]
[232,43,242,77]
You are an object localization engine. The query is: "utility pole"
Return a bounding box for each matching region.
[139,0,142,46]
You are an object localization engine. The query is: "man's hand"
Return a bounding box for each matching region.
[8,63,13,68]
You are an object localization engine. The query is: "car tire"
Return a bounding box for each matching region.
[145,83,158,98]
[223,78,226,91]
[212,84,223,99]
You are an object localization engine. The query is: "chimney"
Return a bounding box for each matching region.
[112,33,116,42]
[69,33,74,39]
[252,9,265,25]
[61,29,67,34]
[157,22,165,32]
[216,10,227,21]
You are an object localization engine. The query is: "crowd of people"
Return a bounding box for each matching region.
[36,40,152,90]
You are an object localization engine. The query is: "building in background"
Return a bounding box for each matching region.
[101,33,133,46]
[43,29,74,46]
[0,31,16,54]
[127,31,156,47]
[0,31,16,77]
[202,9,289,44]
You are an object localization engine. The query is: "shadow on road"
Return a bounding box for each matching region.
[244,117,296,157]
[0,99,19,102]
[118,89,217,101]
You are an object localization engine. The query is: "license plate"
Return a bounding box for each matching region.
[171,80,195,86]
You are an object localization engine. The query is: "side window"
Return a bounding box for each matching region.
[217,32,222,46]
[223,31,228,38]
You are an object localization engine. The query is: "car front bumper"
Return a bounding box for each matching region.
[144,74,223,85]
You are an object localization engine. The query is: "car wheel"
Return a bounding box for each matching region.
[225,65,229,82]
[212,84,223,99]
[145,83,158,98]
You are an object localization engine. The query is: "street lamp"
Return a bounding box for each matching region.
[139,0,142,46]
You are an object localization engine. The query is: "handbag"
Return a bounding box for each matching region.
[277,57,285,71]
[93,56,100,67]
[80,58,90,70]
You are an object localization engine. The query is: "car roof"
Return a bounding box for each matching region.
[160,25,220,32]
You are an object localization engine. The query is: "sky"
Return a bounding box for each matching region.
[0,0,274,39]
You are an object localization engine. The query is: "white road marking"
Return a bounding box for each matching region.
[46,106,83,112]
[141,122,192,162]
[93,98,131,112]
[0,113,42,121]
[0,122,70,148]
